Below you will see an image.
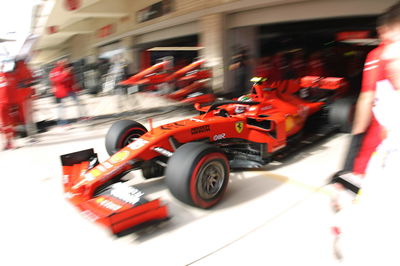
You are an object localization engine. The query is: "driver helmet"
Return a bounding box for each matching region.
[235,94,252,114]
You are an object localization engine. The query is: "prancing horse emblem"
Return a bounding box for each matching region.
[235,121,244,133]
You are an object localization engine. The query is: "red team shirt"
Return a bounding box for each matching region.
[49,65,75,98]
[353,45,385,175]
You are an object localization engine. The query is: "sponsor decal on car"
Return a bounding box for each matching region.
[103,162,113,169]
[110,150,130,164]
[96,165,106,172]
[83,173,93,182]
[191,125,210,134]
[87,168,102,178]
[213,133,226,141]
[235,121,244,133]
[110,183,144,205]
[161,122,185,130]
[63,174,69,184]
[128,139,149,150]
[190,118,204,123]
[96,197,122,211]
[153,147,173,157]
[89,162,114,176]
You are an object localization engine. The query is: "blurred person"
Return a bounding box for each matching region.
[335,3,400,263]
[13,59,37,140]
[49,59,86,127]
[0,60,37,143]
[330,14,391,211]
[0,68,16,150]
[229,47,250,97]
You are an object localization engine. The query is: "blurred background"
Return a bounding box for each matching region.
[0,0,396,98]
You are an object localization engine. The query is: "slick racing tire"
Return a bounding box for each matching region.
[328,98,355,133]
[105,120,147,156]
[165,142,230,209]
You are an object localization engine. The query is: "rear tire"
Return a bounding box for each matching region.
[328,98,355,133]
[105,120,147,156]
[165,143,230,208]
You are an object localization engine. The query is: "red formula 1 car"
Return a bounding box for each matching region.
[119,57,215,104]
[61,76,353,235]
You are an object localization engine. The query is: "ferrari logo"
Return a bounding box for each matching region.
[235,121,244,133]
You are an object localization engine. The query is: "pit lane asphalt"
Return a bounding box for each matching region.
[0,95,346,266]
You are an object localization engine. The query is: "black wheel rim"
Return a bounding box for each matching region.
[197,161,225,200]
[122,132,143,147]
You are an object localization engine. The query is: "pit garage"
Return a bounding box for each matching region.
[256,15,379,95]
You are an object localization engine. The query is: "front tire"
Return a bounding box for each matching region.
[165,143,230,209]
[105,120,147,156]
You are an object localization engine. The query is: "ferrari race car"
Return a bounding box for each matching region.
[119,57,215,104]
[61,76,353,235]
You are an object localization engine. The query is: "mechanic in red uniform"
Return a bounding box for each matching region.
[334,4,400,261]
[341,17,390,176]
[13,60,36,137]
[350,48,385,175]
[0,70,16,150]
[50,59,84,126]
